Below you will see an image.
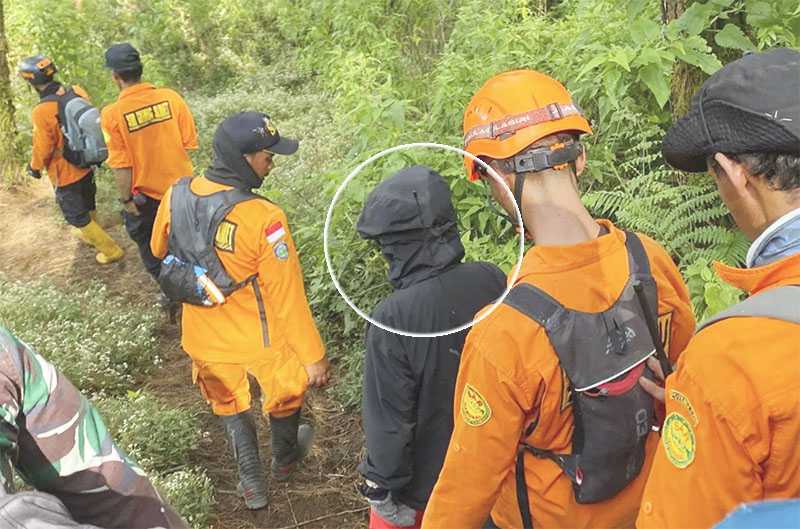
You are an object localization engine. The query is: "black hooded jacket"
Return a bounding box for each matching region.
[356,166,506,510]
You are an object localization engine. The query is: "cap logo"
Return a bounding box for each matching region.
[35,58,51,69]
[765,110,793,123]
[264,117,278,136]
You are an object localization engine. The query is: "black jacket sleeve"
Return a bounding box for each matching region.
[358,308,417,492]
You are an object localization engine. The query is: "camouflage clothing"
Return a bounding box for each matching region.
[0,326,187,529]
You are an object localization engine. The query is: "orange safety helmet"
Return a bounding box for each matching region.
[462,69,592,181]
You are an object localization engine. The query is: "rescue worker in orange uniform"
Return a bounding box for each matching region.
[421,70,695,529]
[18,54,124,264]
[100,43,197,281]
[150,111,330,511]
[637,48,800,529]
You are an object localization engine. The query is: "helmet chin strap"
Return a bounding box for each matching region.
[502,140,584,236]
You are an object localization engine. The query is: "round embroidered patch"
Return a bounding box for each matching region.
[461,383,492,427]
[662,412,696,468]
[274,241,289,261]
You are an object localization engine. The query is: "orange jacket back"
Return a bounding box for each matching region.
[150,176,325,367]
[638,252,800,529]
[101,83,197,200]
[422,221,695,529]
[30,85,91,187]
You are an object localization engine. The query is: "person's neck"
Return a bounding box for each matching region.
[520,172,600,246]
[752,186,800,238]
[118,80,142,91]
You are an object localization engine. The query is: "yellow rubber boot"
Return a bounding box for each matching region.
[79,220,124,264]
[71,226,90,244]
[71,212,98,244]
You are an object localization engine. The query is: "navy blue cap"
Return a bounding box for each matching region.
[217,111,299,155]
[104,43,142,71]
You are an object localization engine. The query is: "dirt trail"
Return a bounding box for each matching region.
[0,181,368,529]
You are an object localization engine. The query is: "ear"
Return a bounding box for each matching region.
[713,153,749,192]
[574,143,587,177]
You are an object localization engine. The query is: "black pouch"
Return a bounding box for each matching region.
[157,256,206,306]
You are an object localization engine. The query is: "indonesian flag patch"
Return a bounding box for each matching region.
[266,222,286,244]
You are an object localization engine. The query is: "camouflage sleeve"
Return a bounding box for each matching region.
[0,328,23,496]
[0,326,188,529]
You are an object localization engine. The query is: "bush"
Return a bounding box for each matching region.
[96,390,202,474]
[0,277,160,394]
[152,467,215,529]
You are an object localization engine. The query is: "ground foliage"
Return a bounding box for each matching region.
[4,0,799,407]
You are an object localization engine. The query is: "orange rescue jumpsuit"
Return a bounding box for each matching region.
[30,85,91,188]
[638,252,800,529]
[151,176,325,417]
[422,221,695,529]
[100,83,197,199]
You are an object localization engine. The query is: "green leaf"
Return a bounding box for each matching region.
[604,68,623,102]
[610,48,634,72]
[630,19,661,46]
[674,37,724,74]
[577,54,610,79]
[633,47,667,67]
[715,23,756,50]
[626,0,649,19]
[670,2,717,36]
[639,63,670,108]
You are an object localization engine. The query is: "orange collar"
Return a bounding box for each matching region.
[517,219,624,277]
[715,252,800,295]
[118,82,155,100]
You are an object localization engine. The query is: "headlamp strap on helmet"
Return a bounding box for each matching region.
[507,140,583,175]
[464,102,584,147]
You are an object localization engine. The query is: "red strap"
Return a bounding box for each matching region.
[596,362,646,397]
[464,102,583,147]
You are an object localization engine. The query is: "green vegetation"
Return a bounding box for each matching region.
[3,0,798,408]
[0,278,160,393]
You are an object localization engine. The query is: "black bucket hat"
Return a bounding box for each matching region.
[662,47,800,173]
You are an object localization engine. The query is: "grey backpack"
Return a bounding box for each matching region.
[697,285,800,331]
[42,88,108,168]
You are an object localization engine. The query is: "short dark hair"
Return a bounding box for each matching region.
[114,66,143,83]
[711,152,800,192]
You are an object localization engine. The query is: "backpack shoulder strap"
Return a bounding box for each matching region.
[503,282,566,332]
[698,285,800,332]
[623,231,652,278]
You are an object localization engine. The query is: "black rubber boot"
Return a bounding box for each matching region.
[221,411,268,510]
[269,410,315,482]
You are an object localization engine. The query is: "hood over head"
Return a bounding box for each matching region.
[357,165,465,288]
[205,111,299,190]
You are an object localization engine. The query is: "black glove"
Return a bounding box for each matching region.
[26,164,41,179]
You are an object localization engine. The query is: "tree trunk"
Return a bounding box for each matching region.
[0,0,18,172]
[662,0,705,119]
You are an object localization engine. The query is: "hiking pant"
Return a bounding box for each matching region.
[121,194,161,279]
[191,355,307,417]
[54,171,95,228]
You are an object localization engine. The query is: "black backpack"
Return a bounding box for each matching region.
[159,178,260,307]
[505,232,668,528]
